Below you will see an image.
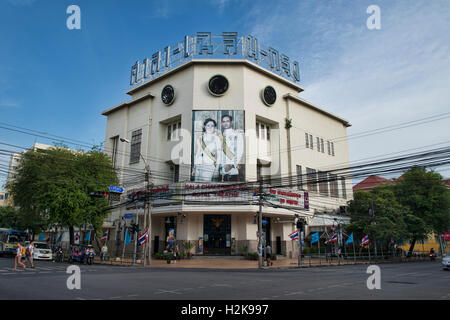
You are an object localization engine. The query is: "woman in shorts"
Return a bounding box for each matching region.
[14,243,26,271]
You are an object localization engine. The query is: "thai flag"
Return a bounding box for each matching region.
[100,231,108,241]
[327,233,338,243]
[361,235,370,245]
[289,230,299,240]
[138,228,149,245]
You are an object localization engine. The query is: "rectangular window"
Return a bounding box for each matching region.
[174,165,179,183]
[327,141,331,155]
[305,133,309,148]
[110,136,119,168]
[329,173,339,198]
[341,177,347,199]
[167,121,181,141]
[318,171,329,196]
[306,167,317,192]
[130,129,142,164]
[167,124,172,141]
[256,123,260,139]
[321,139,324,153]
[261,124,265,140]
[266,126,270,141]
[317,137,320,152]
[257,164,262,181]
[172,123,177,139]
[331,142,335,156]
[0,195,3,200]
[309,134,313,149]
[296,165,303,190]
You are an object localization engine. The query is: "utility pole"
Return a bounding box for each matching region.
[132,214,139,264]
[370,199,378,259]
[296,216,304,268]
[258,179,263,269]
[144,165,151,266]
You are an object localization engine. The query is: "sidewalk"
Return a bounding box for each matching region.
[96,255,421,269]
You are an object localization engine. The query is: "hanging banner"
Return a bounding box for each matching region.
[264,188,309,210]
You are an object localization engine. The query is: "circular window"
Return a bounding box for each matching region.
[161,85,175,105]
[261,86,277,106]
[208,75,229,96]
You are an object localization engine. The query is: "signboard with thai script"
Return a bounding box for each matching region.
[183,182,251,203]
[264,188,309,210]
[130,32,300,87]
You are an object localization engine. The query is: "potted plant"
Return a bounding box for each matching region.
[183,241,194,259]
[166,252,176,264]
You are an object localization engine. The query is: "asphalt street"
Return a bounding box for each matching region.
[0,257,448,300]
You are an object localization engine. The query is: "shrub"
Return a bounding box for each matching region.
[247,252,259,260]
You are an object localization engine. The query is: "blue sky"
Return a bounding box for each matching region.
[1,0,450,187]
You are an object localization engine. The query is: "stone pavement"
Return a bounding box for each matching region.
[97,255,412,269]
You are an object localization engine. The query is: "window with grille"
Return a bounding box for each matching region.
[296,165,303,190]
[306,167,317,192]
[130,129,142,164]
[329,173,339,198]
[110,136,119,168]
[341,177,347,199]
[318,171,329,196]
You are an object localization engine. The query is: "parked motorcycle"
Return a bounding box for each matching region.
[84,245,96,265]
[54,247,64,263]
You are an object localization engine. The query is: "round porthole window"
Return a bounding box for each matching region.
[261,86,277,106]
[208,75,229,96]
[161,85,175,105]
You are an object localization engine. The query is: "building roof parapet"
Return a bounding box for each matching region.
[283,93,351,127]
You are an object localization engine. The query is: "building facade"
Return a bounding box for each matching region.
[101,34,353,257]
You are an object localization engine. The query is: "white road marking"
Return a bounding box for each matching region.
[154,289,182,295]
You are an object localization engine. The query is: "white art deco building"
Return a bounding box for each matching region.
[101,33,352,257]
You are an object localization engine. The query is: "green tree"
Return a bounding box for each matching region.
[346,186,410,251]
[7,146,118,244]
[393,166,450,254]
[0,206,20,229]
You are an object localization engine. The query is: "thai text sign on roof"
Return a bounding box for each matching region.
[130,32,300,87]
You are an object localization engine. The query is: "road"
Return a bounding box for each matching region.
[0,257,448,300]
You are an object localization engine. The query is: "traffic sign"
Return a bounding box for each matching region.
[109,185,124,193]
[123,214,134,219]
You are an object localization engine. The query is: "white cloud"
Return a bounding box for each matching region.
[0,98,20,108]
[245,1,450,178]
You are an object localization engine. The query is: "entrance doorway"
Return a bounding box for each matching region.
[203,214,231,255]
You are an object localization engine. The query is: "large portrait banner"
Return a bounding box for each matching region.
[191,110,245,182]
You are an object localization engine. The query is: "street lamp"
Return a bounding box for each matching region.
[120,138,152,266]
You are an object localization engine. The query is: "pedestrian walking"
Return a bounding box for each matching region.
[25,241,35,268]
[14,243,26,271]
[265,244,272,266]
[101,243,108,262]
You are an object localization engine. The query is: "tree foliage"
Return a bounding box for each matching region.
[346,167,450,253]
[6,146,118,243]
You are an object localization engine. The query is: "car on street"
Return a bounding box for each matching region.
[442,252,450,270]
[32,242,53,260]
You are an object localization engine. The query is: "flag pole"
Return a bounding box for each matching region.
[318,234,321,266]
[122,228,127,262]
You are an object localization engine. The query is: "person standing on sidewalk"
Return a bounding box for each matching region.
[101,244,108,262]
[265,244,272,266]
[14,243,26,271]
[25,241,35,268]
